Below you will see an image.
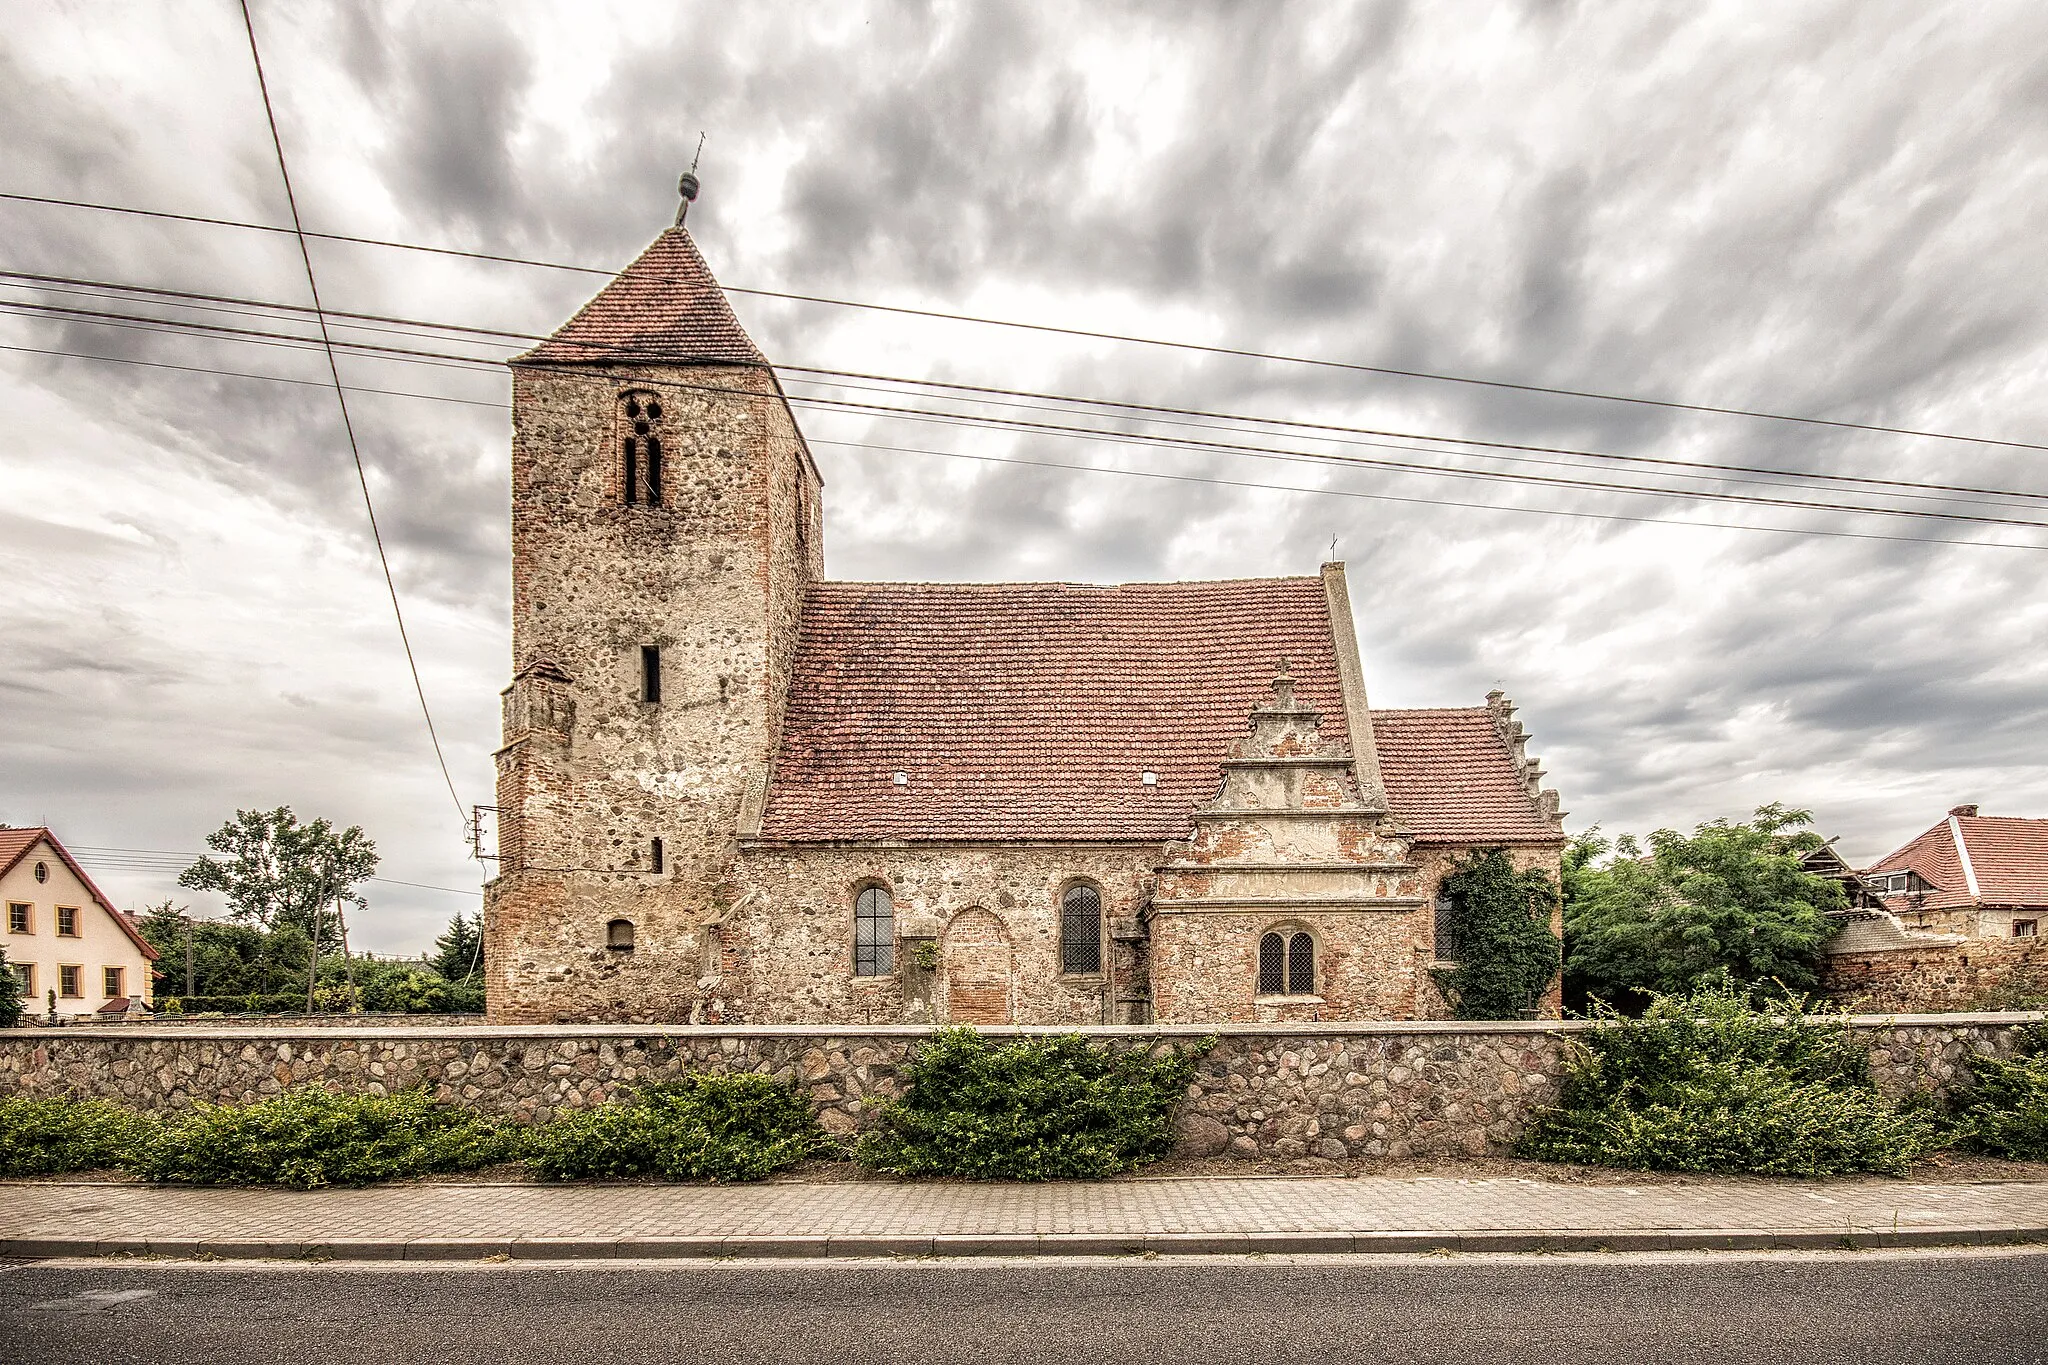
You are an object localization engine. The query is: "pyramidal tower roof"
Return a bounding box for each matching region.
[516,226,768,368]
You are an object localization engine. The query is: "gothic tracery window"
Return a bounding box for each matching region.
[619,390,665,506]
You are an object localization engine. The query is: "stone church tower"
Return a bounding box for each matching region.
[485,191,823,1022]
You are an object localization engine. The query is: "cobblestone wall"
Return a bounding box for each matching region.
[1826,940,2048,1013]
[0,1016,2034,1159]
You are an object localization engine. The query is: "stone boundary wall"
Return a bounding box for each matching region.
[2,1016,2038,1161]
[1825,940,2048,1013]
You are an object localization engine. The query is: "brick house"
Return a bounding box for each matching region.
[1861,805,2048,940]
[483,204,1567,1026]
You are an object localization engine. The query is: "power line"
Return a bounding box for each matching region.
[236,0,468,838]
[11,291,2048,532]
[7,266,2046,508]
[8,334,2044,554]
[68,845,481,897]
[5,186,2047,455]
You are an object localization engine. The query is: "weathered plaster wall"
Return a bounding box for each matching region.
[1826,939,2048,1013]
[4,1016,2032,1160]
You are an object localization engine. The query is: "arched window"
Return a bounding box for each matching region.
[619,391,665,506]
[855,885,893,976]
[1060,884,1103,974]
[1258,929,1314,996]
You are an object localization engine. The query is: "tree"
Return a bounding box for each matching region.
[430,912,483,983]
[0,946,24,1027]
[178,808,378,1005]
[1432,850,1563,1020]
[1564,803,1846,1010]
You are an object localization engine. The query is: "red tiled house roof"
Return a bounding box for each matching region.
[515,228,768,368]
[1870,812,2048,911]
[757,579,1560,845]
[0,827,160,960]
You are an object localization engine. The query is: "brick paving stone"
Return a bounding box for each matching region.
[5,1176,2048,1254]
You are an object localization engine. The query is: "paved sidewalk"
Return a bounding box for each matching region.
[5,1176,2046,1260]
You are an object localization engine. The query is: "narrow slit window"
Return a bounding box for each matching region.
[650,838,664,874]
[855,885,893,976]
[645,436,662,503]
[1060,884,1103,975]
[641,645,662,703]
[623,435,639,506]
[1434,893,1459,962]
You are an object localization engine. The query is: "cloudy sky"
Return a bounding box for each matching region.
[3,1,2045,954]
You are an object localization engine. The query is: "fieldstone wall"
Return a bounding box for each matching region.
[1826,940,2048,1013]
[3,1015,2037,1160]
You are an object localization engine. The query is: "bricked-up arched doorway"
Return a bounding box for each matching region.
[943,908,1013,1024]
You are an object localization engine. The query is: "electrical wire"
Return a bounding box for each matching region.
[9,292,2048,532]
[222,1,467,841]
[7,268,2047,510]
[7,334,2045,554]
[5,186,2047,455]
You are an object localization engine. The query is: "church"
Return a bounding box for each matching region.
[483,185,1567,1026]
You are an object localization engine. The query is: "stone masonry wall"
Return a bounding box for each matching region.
[1825,939,2048,1013]
[2,1016,2033,1160]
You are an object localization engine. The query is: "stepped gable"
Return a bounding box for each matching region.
[1369,708,1564,843]
[516,227,768,368]
[758,577,1348,843]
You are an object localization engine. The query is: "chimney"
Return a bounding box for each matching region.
[1950,803,1979,818]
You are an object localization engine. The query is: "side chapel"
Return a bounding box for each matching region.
[484,184,1568,1026]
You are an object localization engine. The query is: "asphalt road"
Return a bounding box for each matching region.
[4,1251,2046,1365]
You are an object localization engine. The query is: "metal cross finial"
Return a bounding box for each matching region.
[675,134,707,226]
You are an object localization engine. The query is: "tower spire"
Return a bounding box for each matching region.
[675,133,706,226]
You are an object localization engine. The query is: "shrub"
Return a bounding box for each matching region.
[0,947,24,1027]
[1523,986,1940,1176]
[139,1086,517,1188]
[0,1096,161,1177]
[1959,1025,2048,1161]
[1432,849,1562,1020]
[856,1029,1210,1181]
[523,1073,825,1182]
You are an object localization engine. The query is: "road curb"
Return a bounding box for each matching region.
[6,1225,2045,1262]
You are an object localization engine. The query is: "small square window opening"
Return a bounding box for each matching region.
[6,903,28,934]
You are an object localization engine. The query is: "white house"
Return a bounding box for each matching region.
[1,827,159,1020]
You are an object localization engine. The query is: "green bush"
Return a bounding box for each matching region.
[1523,986,1940,1176]
[523,1073,825,1182]
[0,1096,161,1176]
[856,1029,1210,1181]
[1959,1025,2048,1161]
[139,1086,517,1188]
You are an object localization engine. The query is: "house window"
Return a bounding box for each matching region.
[9,961,31,995]
[1258,930,1315,996]
[59,964,81,997]
[2015,920,2039,939]
[103,966,124,997]
[854,885,893,976]
[620,391,665,506]
[606,919,635,952]
[641,645,662,703]
[6,903,27,934]
[33,861,47,883]
[1060,884,1103,975]
[56,906,79,937]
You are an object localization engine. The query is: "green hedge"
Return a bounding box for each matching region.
[1959,1025,2048,1161]
[137,1087,518,1188]
[1522,987,1941,1176]
[0,1096,160,1177]
[524,1074,825,1182]
[856,1029,1210,1180]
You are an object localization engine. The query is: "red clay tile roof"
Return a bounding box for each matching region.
[1371,708,1563,843]
[0,827,160,960]
[757,580,1559,845]
[1870,814,2048,911]
[515,228,768,368]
